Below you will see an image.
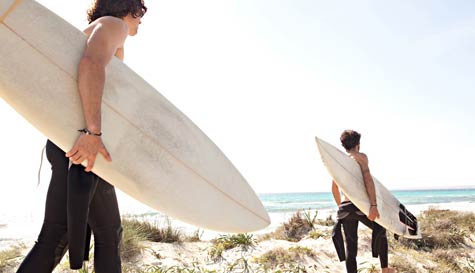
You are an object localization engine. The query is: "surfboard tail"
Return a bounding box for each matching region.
[398,203,419,236]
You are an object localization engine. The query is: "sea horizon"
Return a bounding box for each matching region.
[257,184,475,195]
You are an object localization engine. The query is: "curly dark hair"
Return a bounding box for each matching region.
[340,130,361,151]
[87,0,147,24]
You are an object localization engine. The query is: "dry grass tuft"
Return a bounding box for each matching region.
[121,218,183,262]
[208,233,256,262]
[389,209,475,273]
[255,246,316,270]
[121,219,148,262]
[122,218,183,243]
[0,244,24,272]
[272,211,314,242]
[390,254,420,273]
[394,209,474,250]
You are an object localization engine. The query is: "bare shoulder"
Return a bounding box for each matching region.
[96,16,127,28]
[83,16,128,39]
[358,152,369,160]
[352,152,369,166]
[81,16,128,65]
[94,16,128,34]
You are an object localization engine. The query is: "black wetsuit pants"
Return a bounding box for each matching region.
[16,140,122,273]
[338,201,388,273]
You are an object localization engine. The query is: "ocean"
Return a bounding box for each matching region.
[260,188,475,213]
[1,188,474,240]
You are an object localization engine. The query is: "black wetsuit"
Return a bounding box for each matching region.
[332,201,388,273]
[16,140,122,273]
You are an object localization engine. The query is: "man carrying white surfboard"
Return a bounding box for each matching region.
[16,1,147,272]
[331,130,397,273]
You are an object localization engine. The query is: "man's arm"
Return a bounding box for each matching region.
[66,18,128,172]
[354,153,380,221]
[332,180,341,206]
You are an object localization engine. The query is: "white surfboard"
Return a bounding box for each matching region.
[315,137,421,239]
[0,0,270,232]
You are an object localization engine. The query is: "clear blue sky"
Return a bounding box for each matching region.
[1,0,474,217]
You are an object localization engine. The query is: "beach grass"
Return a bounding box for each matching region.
[125,261,310,273]
[121,219,148,262]
[389,253,420,273]
[271,210,315,242]
[254,246,316,270]
[389,208,475,272]
[213,233,256,251]
[54,220,152,271]
[308,229,330,240]
[288,246,317,259]
[316,215,335,227]
[3,208,474,273]
[0,244,23,272]
[302,210,319,230]
[122,218,184,244]
[185,229,204,242]
[258,209,333,242]
[356,261,379,273]
[208,233,256,262]
[392,208,474,250]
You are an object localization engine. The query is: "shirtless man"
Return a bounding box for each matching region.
[16,1,146,272]
[331,130,397,273]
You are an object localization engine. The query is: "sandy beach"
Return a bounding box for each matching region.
[0,225,384,273]
[1,207,474,273]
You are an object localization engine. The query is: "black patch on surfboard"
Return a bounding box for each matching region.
[398,203,418,236]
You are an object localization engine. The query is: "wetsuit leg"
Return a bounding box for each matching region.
[359,217,388,268]
[342,219,359,273]
[16,140,69,273]
[374,223,388,268]
[88,178,122,273]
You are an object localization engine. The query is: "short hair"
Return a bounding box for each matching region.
[87,0,147,24]
[340,130,361,151]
